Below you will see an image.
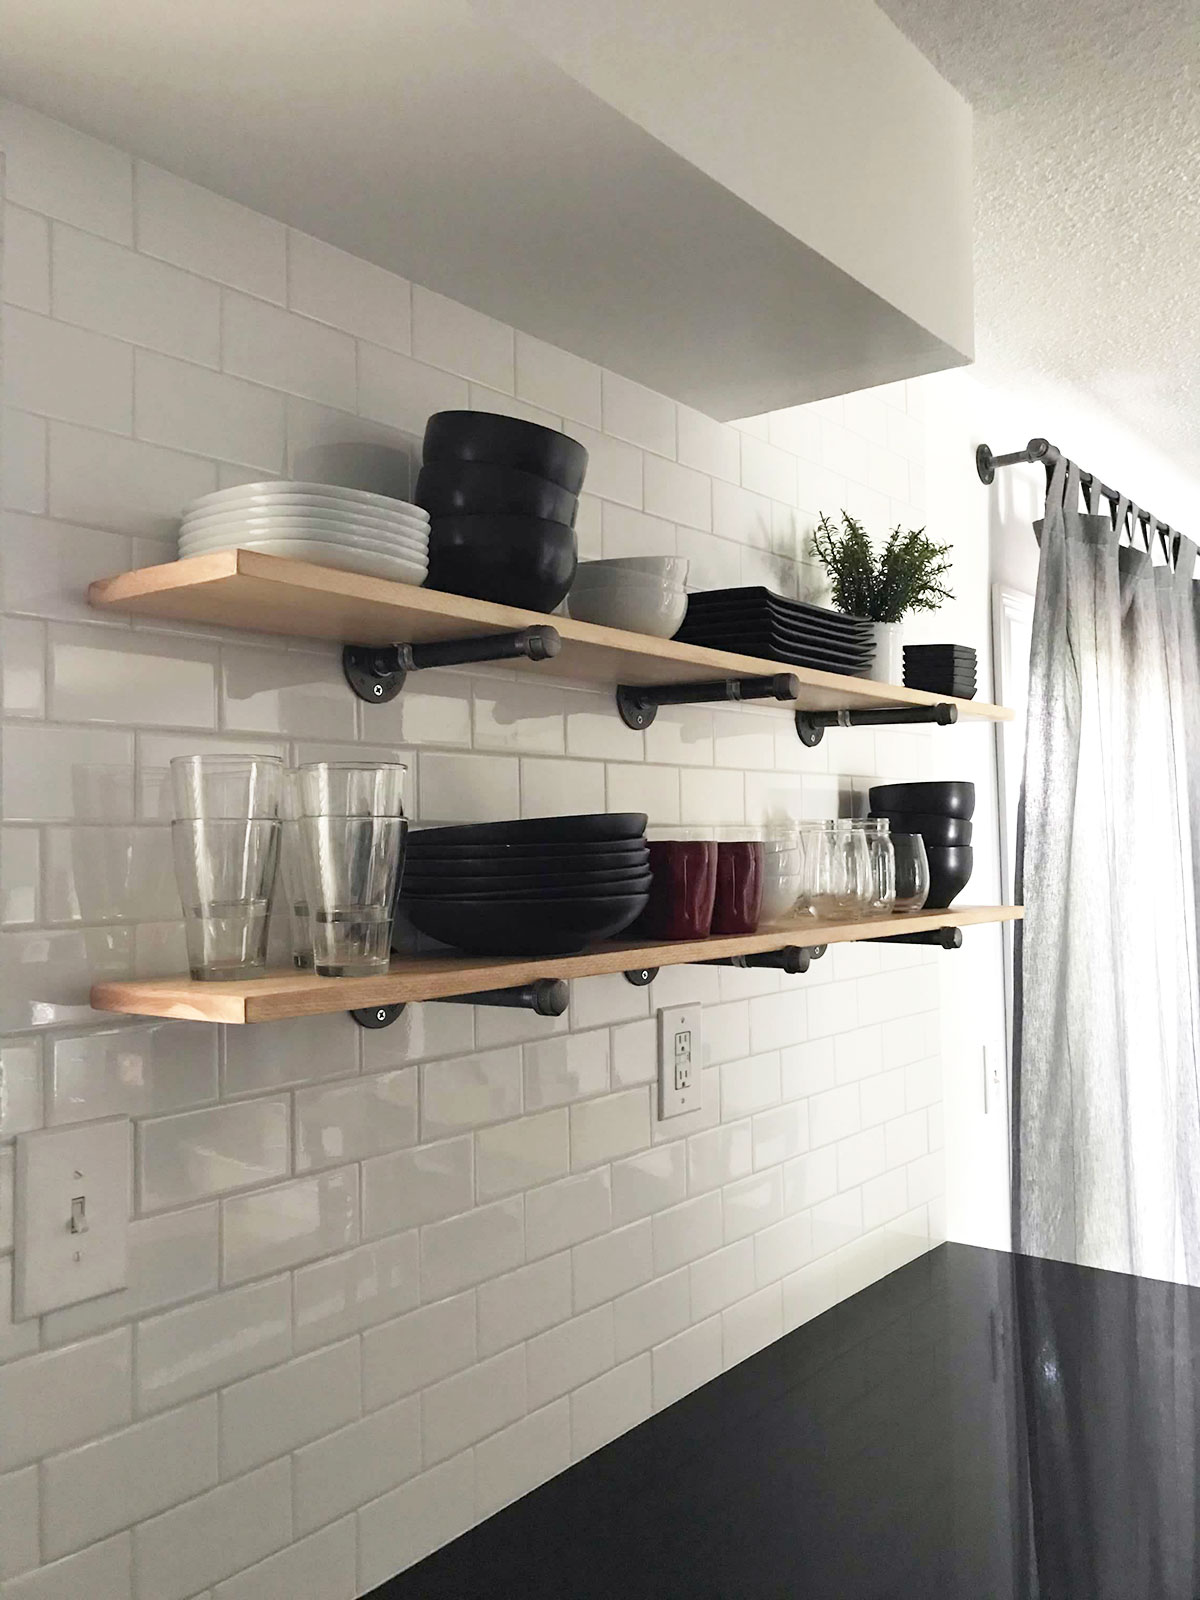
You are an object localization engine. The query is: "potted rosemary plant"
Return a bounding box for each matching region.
[811,511,954,683]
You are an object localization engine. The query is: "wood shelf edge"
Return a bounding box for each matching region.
[90,904,1023,1024]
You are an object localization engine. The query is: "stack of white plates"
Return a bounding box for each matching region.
[177,482,430,585]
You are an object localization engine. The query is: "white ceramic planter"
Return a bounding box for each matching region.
[870,622,904,684]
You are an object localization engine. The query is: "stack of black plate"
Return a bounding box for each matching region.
[903,645,976,699]
[674,587,875,674]
[396,814,650,955]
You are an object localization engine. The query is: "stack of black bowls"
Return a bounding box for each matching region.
[397,814,650,955]
[415,411,588,613]
[868,781,975,909]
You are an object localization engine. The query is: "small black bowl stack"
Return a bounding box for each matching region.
[416,411,588,614]
[396,813,650,956]
[868,781,975,910]
[903,644,977,700]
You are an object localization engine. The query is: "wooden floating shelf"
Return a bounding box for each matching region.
[91,905,1022,1025]
[89,551,1011,722]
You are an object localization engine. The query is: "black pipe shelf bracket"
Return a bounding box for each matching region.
[343,625,562,704]
[866,925,963,949]
[795,702,957,748]
[616,673,799,731]
[703,944,827,975]
[350,976,568,1028]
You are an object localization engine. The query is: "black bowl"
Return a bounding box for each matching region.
[403,856,649,885]
[415,460,578,527]
[403,872,654,902]
[871,811,973,848]
[924,845,974,909]
[402,892,649,955]
[423,411,589,495]
[409,815,647,847]
[428,514,577,612]
[868,781,975,820]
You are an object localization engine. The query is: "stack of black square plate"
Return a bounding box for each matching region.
[903,645,977,699]
[395,813,650,955]
[673,587,875,674]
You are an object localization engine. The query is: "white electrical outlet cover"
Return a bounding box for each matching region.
[14,1117,130,1319]
[657,1005,703,1119]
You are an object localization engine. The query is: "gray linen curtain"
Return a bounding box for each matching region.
[1015,456,1200,1281]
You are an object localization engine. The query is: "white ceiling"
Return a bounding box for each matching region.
[877,0,1200,474]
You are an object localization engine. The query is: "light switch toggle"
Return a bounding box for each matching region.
[69,1196,89,1235]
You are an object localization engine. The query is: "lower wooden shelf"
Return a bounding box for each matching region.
[90,905,1023,1024]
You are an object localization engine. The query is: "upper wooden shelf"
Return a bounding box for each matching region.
[91,904,1023,1025]
[89,551,1011,722]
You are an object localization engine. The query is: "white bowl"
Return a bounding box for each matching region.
[179,538,427,584]
[579,556,690,584]
[569,568,685,596]
[566,577,687,637]
[179,520,428,556]
[181,497,429,536]
[183,481,428,520]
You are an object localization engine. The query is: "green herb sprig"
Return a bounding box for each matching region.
[811,511,953,623]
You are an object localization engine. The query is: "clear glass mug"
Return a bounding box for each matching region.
[855,818,897,913]
[798,820,872,918]
[757,822,804,926]
[891,832,931,912]
[295,762,408,978]
[169,755,284,981]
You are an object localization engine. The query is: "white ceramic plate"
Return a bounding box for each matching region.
[179,532,429,567]
[178,519,429,556]
[180,538,427,584]
[181,496,429,536]
[183,481,428,520]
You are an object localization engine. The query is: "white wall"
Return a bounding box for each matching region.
[0,98,994,1597]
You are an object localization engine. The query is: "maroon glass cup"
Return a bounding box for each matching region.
[639,839,718,940]
[712,839,764,935]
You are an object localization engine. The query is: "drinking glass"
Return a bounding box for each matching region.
[640,828,717,940]
[296,762,407,977]
[855,818,897,913]
[280,772,313,970]
[799,821,872,917]
[169,755,284,981]
[892,832,931,912]
[758,822,804,926]
[712,826,764,935]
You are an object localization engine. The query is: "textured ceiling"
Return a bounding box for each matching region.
[876,0,1200,472]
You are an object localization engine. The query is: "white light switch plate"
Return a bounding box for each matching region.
[658,1004,702,1119]
[14,1118,130,1319]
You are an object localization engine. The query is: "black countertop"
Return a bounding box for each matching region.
[374,1243,1200,1599]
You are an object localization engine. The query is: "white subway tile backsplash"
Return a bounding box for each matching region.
[132,1459,292,1600]
[136,1277,291,1413]
[362,1291,477,1409]
[287,230,410,350]
[219,1340,360,1478]
[139,1099,289,1211]
[136,165,285,300]
[293,1232,418,1354]
[0,1329,132,1471]
[295,1070,416,1172]
[221,291,356,410]
[41,1398,217,1558]
[135,350,284,468]
[0,1257,39,1363]
[0,1532,132,1600]
[422,1347,526,1463]
[0,1040,43,1136]
[0,109,955,1594]
[476,1400,571,1517]
[6,307,133,432]
[221,1165,360,1283]
[0,1465,39,1581]
[421,1196,524,1300]
[362,1135,473,1236]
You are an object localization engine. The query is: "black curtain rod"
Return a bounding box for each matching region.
[976,437,1183,544]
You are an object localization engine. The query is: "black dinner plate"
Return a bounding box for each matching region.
[401,892,650,955]
[407,813,647,847]
[682,587,872,627]
[403,850,649,879]
[674,629,875,672]
[676,616,876,657]
[402,872,654,902]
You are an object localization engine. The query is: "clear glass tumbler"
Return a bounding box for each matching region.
[855,818,897,913]
[280,771,313,971]
[892,832,931,912]
[296,762,408,978]
[169,755,283,981]
[800,820,872,918]
[758,822,804,926]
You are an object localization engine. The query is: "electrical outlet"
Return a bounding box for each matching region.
[658,1005,702,1118]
